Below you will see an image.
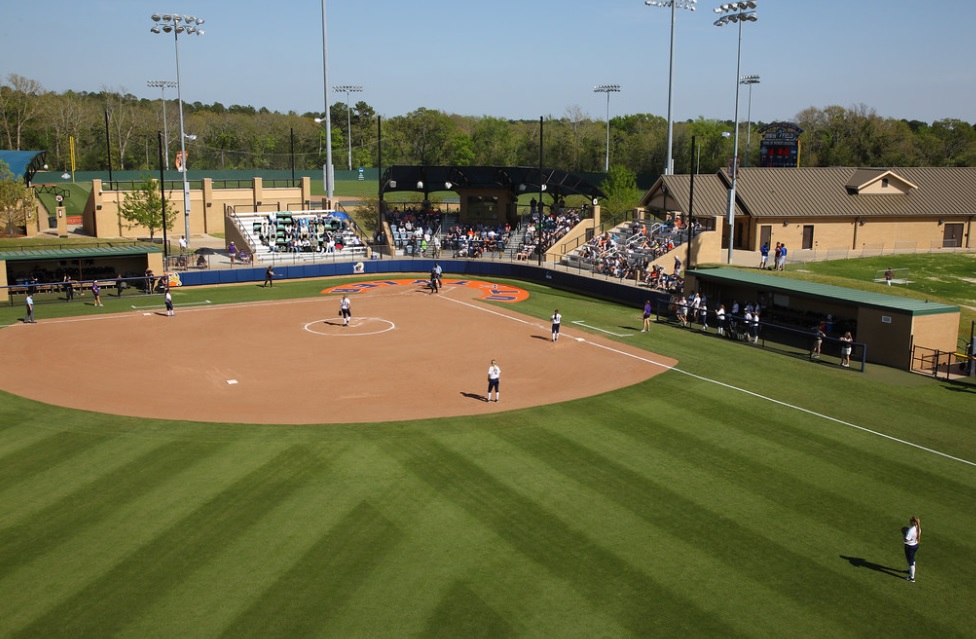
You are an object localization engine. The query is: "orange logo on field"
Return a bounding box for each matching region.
[322,279,529,303]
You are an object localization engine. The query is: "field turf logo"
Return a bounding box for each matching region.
[323,279,529,302]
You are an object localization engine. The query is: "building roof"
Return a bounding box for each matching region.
[689,267,959,316]
[0,150,47,184]
[640,166,976,220]
[380,165,604,200]
[0,245,163,262]
[641,173,746,219]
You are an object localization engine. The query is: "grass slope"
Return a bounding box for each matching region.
[0,274,973,637]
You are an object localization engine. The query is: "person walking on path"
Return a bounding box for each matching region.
[642,299,652,333]
[550,309,561,342]
[164,288,175,316]
[227,241,237,265]
[339,295,351,326]
[487,359,501,403]
[24,293,35,323]
[903,515,921,582]
[63,274,74,302]
[116,273,124,297]
[263,265,276,287]
[91,281,103,307]
[885,267,893,286]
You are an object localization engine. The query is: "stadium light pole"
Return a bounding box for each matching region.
[151,13,204,249]
[714,1,757,265]
[645,0,697,176]
[320,0,334,204]
[740,74,760,167]
[333,85,363,171]
[147,80,177,168]
[593,85,620,172]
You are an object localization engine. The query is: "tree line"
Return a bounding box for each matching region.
[2,73,975,179]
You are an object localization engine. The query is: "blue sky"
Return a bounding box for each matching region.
[2,0,973,125]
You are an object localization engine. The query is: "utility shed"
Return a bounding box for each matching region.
[687,268,960,370]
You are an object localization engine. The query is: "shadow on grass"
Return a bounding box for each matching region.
[840,555,906,579]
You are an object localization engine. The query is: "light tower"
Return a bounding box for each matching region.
[593,84,620,172]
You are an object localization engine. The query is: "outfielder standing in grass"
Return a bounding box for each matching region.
[903,515,921,582]
[550,309,561,342]
[487,359,500,402]
[339,295,351,326]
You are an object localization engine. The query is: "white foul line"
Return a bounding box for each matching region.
[571,319,633,337]
[446,294,976,469]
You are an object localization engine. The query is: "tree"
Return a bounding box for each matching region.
[117,174,173,240]
[599,165,643,222]
[0,74,45,150]
[0,161,34,237]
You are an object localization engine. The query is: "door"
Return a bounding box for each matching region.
[943,223,963,248]
[802,225,814,250]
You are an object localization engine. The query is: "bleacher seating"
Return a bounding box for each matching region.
[231,210,368,262]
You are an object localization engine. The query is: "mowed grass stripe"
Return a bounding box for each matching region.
[0,430,108,493]
[383,435,737,637]
[11,446,318,639]
[497,417,962,636]
[0,440,223,575]
[218,501,403,638]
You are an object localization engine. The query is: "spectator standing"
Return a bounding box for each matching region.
[810,324,826,359]
[116,273,124,297]
[778,244,788,270]
[91,281,103,307]
[885,267,893,286]
[551,309,561,342]
[760,242,769,269]
[840,331,853,367]
[642,299,652,333]
[487,359,501,403]
[716,304,726,336]
[24,293,35,323]
[179,235,188,253]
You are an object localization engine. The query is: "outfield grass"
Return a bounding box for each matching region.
[0,274,974,637]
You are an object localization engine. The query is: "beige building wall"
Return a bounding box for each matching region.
[85,177,312,240]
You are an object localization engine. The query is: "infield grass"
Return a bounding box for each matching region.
[0,272,974,637]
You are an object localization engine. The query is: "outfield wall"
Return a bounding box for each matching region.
[175,258,669,312]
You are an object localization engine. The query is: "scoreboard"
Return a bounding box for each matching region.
[758,122,803,168]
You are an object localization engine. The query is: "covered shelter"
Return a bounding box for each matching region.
[687,267,960,370]
[0,245,164,303]
[379,165,604,227]
[0,150,47,185]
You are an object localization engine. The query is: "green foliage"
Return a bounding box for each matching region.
[0,160,33,237]
[599,164,643,221]
[116,173,172,240]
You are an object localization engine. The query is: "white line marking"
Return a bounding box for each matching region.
[227,379,238,385]
[571,319,633,337]
[129,300,212,309]
[449,295,976,469]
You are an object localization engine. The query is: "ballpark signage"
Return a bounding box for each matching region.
[758,122,803,168]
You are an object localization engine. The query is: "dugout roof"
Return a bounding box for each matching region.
[689,268,959,316]
[0,245,163,262]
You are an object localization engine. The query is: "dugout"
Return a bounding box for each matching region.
[0,245,164,303]
[686,268,960,370]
